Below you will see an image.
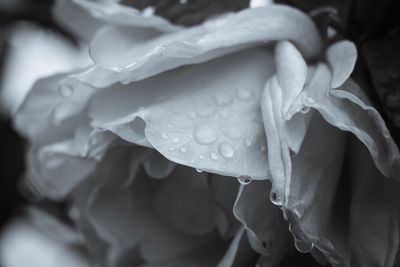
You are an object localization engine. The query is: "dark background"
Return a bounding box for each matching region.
[0,0,399,266]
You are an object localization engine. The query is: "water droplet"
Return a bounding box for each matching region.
[58,84,73,98]
[260,145,266,152]
[194,124,218,144]
[300,106,310,114]
[214,92,233,106]
[168,147,175,151]
[219,142,235,158]
[244,138,252,147]
[179,146,187,153]
[161,133,169,139]
[294,239,313,253]
[210,152,219,160]
[199,154,205,160]
[142,6,155,17]
[237,88,252,101]
[68,207,80,220]
[121,79,131,85]
[237,175,253,185]
[270,191,282,207]
[180,0,188,3]
[172,137,181,144]
[195,99,216,118]
[196,168,203,173]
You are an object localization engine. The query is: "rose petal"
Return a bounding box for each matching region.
[83,4,321,87]
[326,41,357,89]
[275,41,308,118]
[89,49,273,179]
[290,64,400,177]
[348,137,400,266]
[233,181,289,259]
[53,0,104,41]
[210,175,241,238]
[13,72,99,147]
[284,113,349,265]
[153,166,217,235]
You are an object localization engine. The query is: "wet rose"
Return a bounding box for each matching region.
[12,0,400,266]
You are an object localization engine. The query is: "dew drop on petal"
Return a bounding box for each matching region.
[179,146,187,153]
[172,137,181,144]
[214,92,233,106]
[161,133,169,140]
[196,168,203,173]
[243,138,252,147]
[199,154,205,160]
[168,147,175,151]
[270,191,282,207]
[58,84,73,98]
[219,142,235,158]
[210,152,219,160]
[195,99,216,118]
[194,125,218,144]
[236,88,252,101]
[237,175,253,185]
[260,145,266,152]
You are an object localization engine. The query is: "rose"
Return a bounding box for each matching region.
[13,0,400,266]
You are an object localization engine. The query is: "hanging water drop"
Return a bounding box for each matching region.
[294,239,313,253]
[219,142,235,158]
[196,168,203,173]
[237,175,253,185]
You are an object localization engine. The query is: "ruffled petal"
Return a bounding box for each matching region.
[75,147,228,265]
[210,175,241,238]
[233,181,289,260]
[82,4,321,87]
[284,113,349,265]
[348,137,400,266]
[89,49,273,179]
[290,64,400,177]
[326,41,357,89]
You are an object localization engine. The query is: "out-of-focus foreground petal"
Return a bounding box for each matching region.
[233,180,290,264]
[0,208,90,267]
